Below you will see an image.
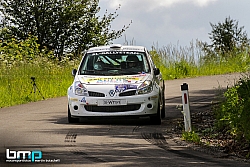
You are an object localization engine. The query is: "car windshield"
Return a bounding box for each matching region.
[79,51,151,75]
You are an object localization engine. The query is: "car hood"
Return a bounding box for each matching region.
[76,74,151,85]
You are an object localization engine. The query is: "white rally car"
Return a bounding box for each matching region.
[67,44,165,124]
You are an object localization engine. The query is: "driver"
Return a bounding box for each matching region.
[93,61,104,70]
[126,55,140,68]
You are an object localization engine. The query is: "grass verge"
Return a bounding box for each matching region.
[0,57,79,108]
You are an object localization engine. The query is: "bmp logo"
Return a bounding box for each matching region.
[6,149,42,162]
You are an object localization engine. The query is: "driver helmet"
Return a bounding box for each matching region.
[126,55,139,68]
[93,61,104,70]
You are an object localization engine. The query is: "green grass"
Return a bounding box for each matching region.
[151,41,250,80]
[0,57,79,108]
[1,41,250,108]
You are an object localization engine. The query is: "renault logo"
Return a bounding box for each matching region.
[109,90,115,97]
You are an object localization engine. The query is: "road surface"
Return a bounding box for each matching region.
[0,73,249,167]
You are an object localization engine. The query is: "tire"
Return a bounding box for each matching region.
[150,103,161,125]
[161,93,166,119]
[68,105,79,123]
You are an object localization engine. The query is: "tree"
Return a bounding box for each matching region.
[203,16,249,57]
[0,0,131,58]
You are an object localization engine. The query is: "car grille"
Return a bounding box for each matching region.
[88,91,105,97]
[119,90,137,96]
[84,104,141,112]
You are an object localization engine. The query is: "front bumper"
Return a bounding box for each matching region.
[68,91,159,117]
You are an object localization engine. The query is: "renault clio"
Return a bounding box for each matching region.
[67,44,165,124]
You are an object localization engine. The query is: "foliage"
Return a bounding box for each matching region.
[215,76,250,142]
[0,55,79,108]
[0,32,78,108]
[182,131,201,144]
[0,0,131,58]
[202,16,249,57]
[0,29,45,65]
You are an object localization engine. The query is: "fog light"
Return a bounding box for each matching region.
[147,103,153,109]
[74,105,78,110]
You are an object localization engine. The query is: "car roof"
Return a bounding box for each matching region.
[87,44,146,53]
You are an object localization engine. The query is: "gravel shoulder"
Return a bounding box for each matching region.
[164,73,250,164]
[168,101,250,164]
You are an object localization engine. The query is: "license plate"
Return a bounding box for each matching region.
[98,99,127,106]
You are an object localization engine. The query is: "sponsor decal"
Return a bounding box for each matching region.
[92,51,141,55]
[150,95,158,99]
[81,76,141,84]
[115,84,126,92]
[115,84,137,92]
[139,72,147,76]
[69,98,78,101]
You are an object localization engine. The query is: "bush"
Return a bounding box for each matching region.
[0,34,41,64]
[216,75,250,141]
[182,131,201,144]
[0,34,79,108]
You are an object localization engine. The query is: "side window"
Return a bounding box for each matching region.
[82,55,93,70]
[142,55,150,72]
[147,53,155,69]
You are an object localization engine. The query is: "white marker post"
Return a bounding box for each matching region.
[181,83,191,132]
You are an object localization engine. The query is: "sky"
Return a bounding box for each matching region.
[99,0,250,49]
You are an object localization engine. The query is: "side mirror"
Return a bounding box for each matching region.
[154,68,160,75]
[72,69,77,76]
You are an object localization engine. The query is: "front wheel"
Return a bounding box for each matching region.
[161,93,166,119]
[68,105,79,123]
[150,103,161,125]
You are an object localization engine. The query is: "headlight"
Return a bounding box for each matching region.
[74,81,88,96]
[138,80,153,94]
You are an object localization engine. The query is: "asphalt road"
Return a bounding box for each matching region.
[0,73,249,167]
